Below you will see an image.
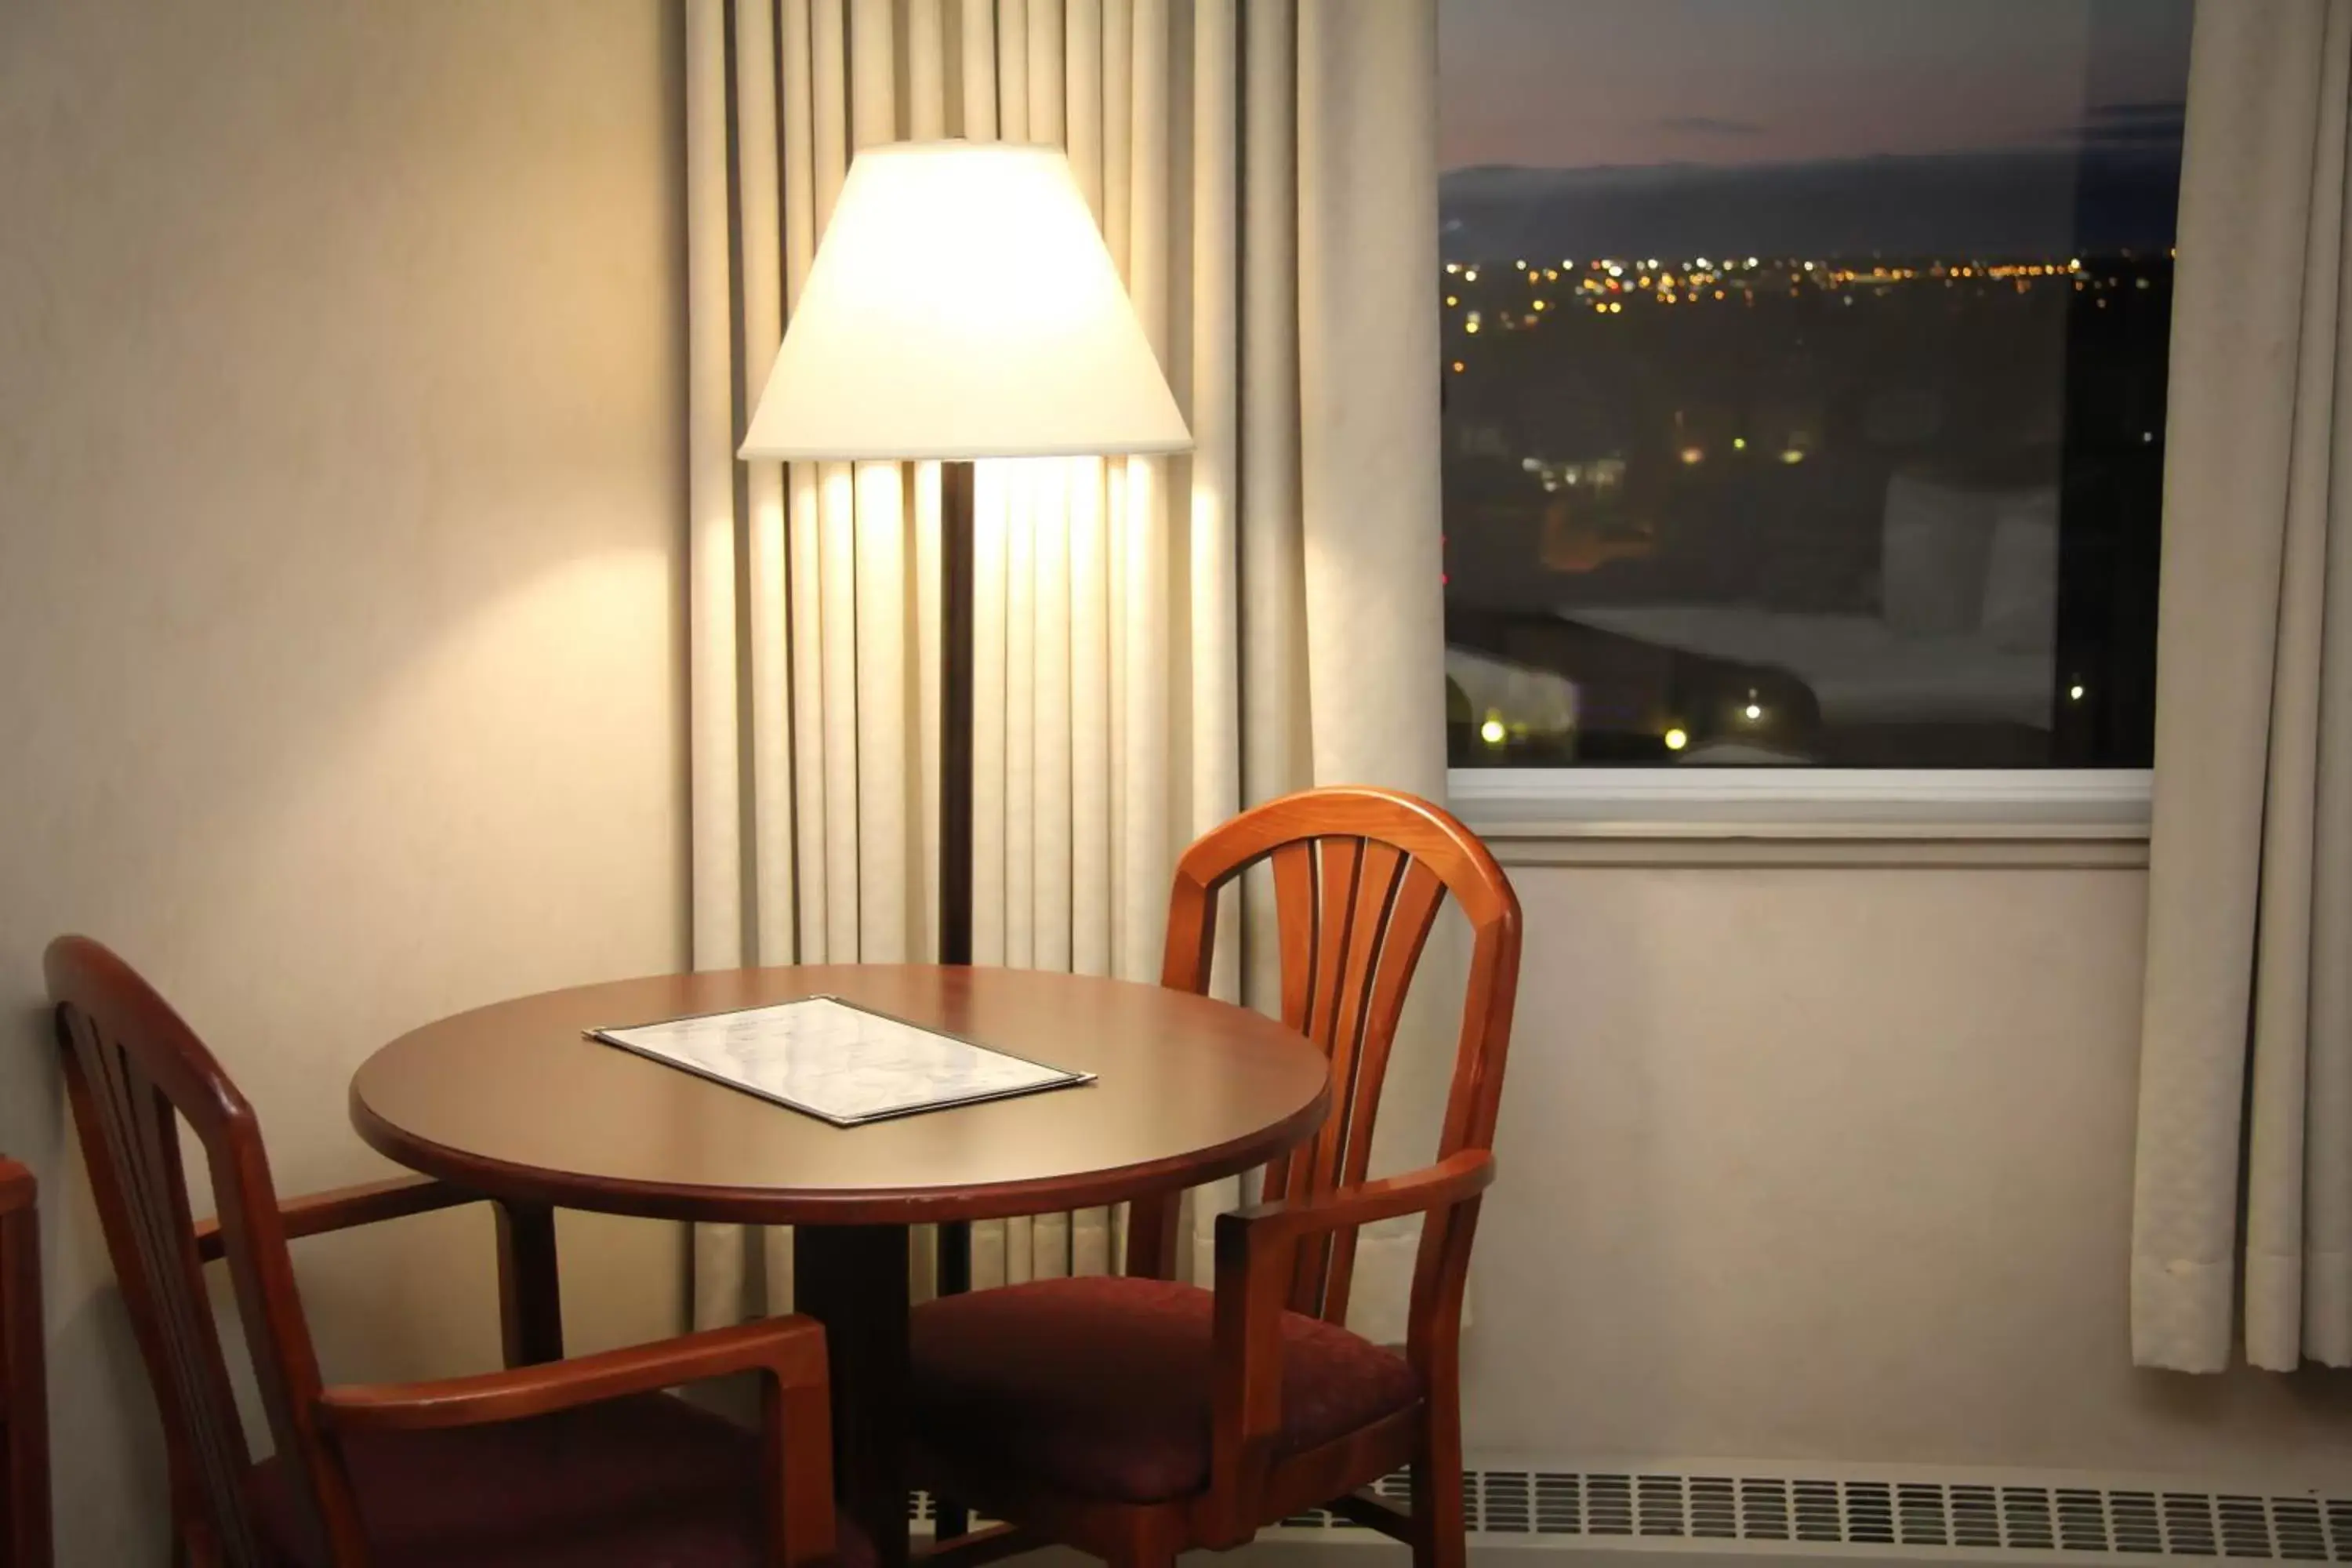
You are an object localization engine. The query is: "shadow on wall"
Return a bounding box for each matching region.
[0,2,692,1562]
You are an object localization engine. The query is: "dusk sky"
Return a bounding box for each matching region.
[1439,0,2193,173]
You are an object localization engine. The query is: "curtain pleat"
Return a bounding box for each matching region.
[739,0,797,975]
[686,0,748,1330]
[784,0,828,977]
[1103,0,1134,993]
[1238,0,1305,1065]
[998,0,1029,141]
[687,0,742,983]
[961,0,998,136]
[687,0,1446,1333]
[1189,0,1240,963]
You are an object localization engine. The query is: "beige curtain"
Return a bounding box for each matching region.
[2133,0,2352,1374]
[683,0,1446,1342]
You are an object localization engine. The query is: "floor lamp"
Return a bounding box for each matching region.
[736,142,1192,1491]
[741,140,1190,965]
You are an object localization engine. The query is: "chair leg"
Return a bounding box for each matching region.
[1411,1406,1468,1568]
[1107,1549,1177,1568]
[1105,1516,1183,1568]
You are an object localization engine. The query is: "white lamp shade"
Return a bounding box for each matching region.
[739,141,1192,462]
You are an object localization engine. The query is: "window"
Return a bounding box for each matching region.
[1439,0,2189,771]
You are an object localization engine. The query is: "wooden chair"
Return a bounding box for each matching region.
[45,935,857,1568]
[909,786,1522,1568]
[1,1158,49,1568]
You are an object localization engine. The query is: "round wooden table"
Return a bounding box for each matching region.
[350,964,1330,1566]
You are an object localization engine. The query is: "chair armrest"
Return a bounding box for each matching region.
[316,1315,829,1433]
[194,1175,482,1263]
[1198,1150,1495,1543]
[320,1318,839,1568]
[0,1159,33,1212]
[1217,1149,1496,1254]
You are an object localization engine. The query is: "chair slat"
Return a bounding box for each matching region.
[1319,859,1449,1327]
[1301,837,1366,1059]
[1287,840,1410,1312]
[1271,840,1319,1036]
[1261,840,1323,1202]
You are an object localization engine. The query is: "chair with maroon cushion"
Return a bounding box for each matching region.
[2,1157,49,1568]
[45,935,858,1568]
[909,786,1522,1568]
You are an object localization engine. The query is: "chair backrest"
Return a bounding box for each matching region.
[45,937,338,1568]
[1153,787,1522,1325]
[1,1158,49,1568]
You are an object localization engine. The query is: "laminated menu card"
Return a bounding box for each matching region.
[586,996,1093,1127]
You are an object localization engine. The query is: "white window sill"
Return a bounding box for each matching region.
[1447,768,2151,869]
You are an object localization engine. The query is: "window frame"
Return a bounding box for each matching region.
[1446,764,2152,840]
[1433,4,2188,817]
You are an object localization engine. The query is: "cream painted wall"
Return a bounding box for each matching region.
[0,2,688,1561]
[1461,858,2352,1491]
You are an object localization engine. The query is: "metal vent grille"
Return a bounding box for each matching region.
[1272,1469,2352,1560]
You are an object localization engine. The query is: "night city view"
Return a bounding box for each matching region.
[1440,0,2190,768]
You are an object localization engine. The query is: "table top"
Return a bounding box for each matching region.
[350,964,1330,1226]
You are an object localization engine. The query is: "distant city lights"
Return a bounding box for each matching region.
[1434,240,2168,764]
[1436,248,2158,339]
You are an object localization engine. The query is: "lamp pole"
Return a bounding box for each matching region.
[930,463,976,1544]
[938,462,975,971]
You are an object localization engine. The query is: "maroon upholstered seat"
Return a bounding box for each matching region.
[253,1391,875,1568]
[909,1276,1422,1505]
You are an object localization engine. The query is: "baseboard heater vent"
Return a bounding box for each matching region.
[1269,1468,2350,1560]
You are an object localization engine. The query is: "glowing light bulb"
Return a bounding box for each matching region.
[2069,684,2086,701]
[1479,716,1507,746]
[1664,727,1689,753]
